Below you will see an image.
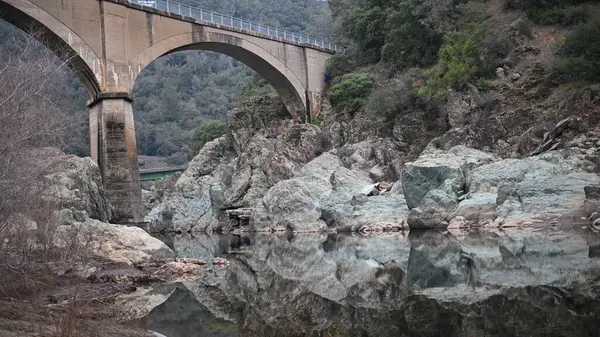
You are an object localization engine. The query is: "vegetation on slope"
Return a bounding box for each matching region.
[326,0,600,135]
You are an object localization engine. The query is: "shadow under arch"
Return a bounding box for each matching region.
[0,0,101,100]
[130,31,308,120]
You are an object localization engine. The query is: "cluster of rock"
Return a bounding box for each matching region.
[145,97,600,232]
[145,97,408,233]
[14,148,175,266]
[404,143,600,229]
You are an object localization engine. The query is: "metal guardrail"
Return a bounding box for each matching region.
[129,0,343,52]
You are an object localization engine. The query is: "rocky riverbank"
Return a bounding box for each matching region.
[144,96,600,233]
[0,149,209,337]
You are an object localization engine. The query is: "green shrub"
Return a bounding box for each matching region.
[557,19,600,84]
[190,120,226,154]
[505,0,590,25]
[328,73,374,113]
[326,53,355,78]
[418,22,513,99]
[418,26,484,99]
[476,79,494,91]
[381,1,443,70]
[310,116,324,127]
[530,6,565,25]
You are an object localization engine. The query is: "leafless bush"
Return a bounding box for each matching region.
[0,30,80,233]
[0,30,84,298]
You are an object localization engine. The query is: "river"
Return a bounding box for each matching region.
[127,227,600,336]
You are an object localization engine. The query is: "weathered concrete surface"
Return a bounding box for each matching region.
[89,96,143,223]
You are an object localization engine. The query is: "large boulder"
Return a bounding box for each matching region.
[252,152,374,232]
[402,145,497,229]
[454,192,498,223]
[337,139,406,181]
[26,148,176,265]
[402,145,600,227]
[41,148,113,222]
[146,104,330,232]
[320,192,409,232]
[145,136,235,232]
[402,145,497,210]
[467,150,600,221]
[406,189,458,230]
[222,123,329,209]
[56,216,174,265]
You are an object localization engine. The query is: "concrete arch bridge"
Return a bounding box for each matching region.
[0,0,338,222]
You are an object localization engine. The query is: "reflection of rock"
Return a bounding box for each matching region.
[407,231,466,288]
[116,284,176,321]
[172,234,224,261]
[145,230,600,337]
[143,285,238,337]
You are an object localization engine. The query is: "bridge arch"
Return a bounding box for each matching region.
[0,0,101,99]
[129,29,307,119]
[0,0,335,222]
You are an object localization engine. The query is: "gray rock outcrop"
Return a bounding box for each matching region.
[402,145,497,229]
[40,148,113,222]
[466,149,600,222]
[145,97,332,232]
[31,148,175,265]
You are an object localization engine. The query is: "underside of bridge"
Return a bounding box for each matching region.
[0,0,333,223]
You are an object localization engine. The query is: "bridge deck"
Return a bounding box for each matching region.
[124,0,343,53]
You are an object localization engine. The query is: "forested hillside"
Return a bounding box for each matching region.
[323,0,600,157]
[132,0,334,164]
[0,0,333,162]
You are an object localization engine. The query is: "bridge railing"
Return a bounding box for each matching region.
[130,0,343,52]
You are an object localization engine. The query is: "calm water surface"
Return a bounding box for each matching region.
[133,228,600,336]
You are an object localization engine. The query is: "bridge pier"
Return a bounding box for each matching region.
[89,93,144,223]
